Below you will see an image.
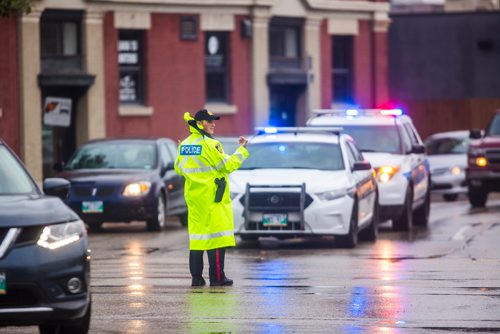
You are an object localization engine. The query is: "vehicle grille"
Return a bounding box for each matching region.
[15,226,43,245]
[431,167,449,176]
[246,221,303,231]
[485,149,500,166]
[239,192,313,213]
[72,185,117,197]
[0,287,38,307]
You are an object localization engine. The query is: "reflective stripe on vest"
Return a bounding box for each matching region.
[189,230,234,240]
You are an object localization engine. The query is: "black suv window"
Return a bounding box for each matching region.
[0,146,36,194]
[487,114,500,136]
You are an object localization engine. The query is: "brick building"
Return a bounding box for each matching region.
[0,0,390,181]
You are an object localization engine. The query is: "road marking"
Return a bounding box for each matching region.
[451,226,471,241]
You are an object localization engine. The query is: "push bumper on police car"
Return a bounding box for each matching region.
[232,183,355,239]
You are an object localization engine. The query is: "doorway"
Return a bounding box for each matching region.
[269,85,303,127]
[41,87,80,178]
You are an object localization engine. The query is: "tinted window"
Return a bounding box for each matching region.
[425,137,469,155]
[341,126,401,154]
[240,142,344,171]
[66,142,157,170]
[487,114,500,136]
[0,146,36,194]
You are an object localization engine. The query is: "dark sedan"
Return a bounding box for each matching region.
[58,138,187,232]
[0,139,91,333]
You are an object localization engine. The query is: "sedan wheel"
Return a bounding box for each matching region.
[146,194,166,232]
[393,187,413,231]
[335,200,358,248]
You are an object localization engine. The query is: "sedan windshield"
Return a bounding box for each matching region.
[65,142,157,170]
[240,142,344,171]
[0,146,36,194]
[425,137,469,155]
[341,126,401,154]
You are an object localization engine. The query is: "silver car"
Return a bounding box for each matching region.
[425,130,470,201]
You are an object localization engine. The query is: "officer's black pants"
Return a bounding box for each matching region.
[189,248,226,283]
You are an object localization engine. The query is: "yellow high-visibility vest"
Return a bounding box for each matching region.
[175,122,249,250]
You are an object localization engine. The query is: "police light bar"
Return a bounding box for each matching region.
[312,108,404,117]
[255,127,343,135]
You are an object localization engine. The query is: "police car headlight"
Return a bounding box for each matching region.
[123,181,151,197]
[37,220,86,250]
[316,188,354,201]
[376,165,400,183]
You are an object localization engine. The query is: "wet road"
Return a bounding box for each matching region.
[5,196,500,333]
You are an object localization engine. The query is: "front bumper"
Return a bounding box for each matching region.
[431,172,467,195]
[0,238,90,326]
[233,193,355,237]
[466,168,500,192]
[66,195,156,223]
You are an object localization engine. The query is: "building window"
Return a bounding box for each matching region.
[205,31,229,103]
[269,18,302,68]
[332,35,353,104]
[118,30,145,104]
[180,16,198,41]
[40,10,82,73]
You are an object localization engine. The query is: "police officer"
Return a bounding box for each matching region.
[174,109,249,287]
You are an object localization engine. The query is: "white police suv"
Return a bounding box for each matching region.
[307,109,430,230]
[228,127,378,248]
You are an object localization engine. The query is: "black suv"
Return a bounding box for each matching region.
[0,139,91,333]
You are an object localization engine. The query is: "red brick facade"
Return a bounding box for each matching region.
[103,13,253,141]
[0,17,20,154]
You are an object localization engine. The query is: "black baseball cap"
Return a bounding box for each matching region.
[194,109,220,122]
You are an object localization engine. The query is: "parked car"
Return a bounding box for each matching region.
[230,127,379,248]
[57,138,187,232]
[424,130,469,201]
[466,109,500,207]
[0,139,91,333]
[307,109,431,230]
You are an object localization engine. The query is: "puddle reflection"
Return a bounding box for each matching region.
[187,290,237,334]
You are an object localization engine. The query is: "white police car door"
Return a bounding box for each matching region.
[345,141,376,227]
[402,123,429,202]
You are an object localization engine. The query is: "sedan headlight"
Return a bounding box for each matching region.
[316,188,354,201]
[450,166,462,175]
[123,181,151,197]
[37,220,86,250]
[376,165,400,183]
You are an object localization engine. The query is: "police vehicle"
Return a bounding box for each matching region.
[307,109,430,230]
[228,127,378,248]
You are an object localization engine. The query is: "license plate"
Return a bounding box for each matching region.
[262,213,288,226]
[82,201,103,213]
[0,272,6,295]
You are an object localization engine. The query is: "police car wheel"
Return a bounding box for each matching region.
[413,189,430,227]
[146,194,166,231]
[335,200,358,248]
[393,186,413,231]
[359,195,379,242]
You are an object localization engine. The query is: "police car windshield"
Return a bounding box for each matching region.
[240,142,344,171]
[65,142,158,170]
[340,126,401,154]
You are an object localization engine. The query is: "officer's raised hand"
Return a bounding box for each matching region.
[238,136,248,148]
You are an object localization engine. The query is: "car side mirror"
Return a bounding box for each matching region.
[43,178,70,199]
[352,161,372,171]
[161,162,174,175]
[411,144,426,154]
[469,128,482,139]
[53,161,65,172]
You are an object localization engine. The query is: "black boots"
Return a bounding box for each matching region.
[210,277,233,287]
[191,276,206,287]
